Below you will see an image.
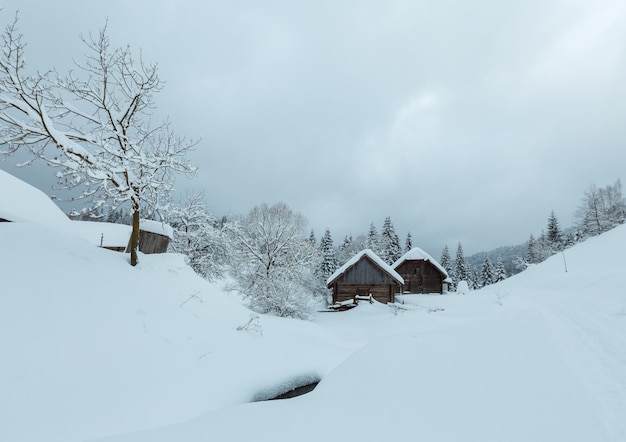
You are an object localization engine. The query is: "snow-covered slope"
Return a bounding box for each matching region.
[0,168,69,226]
[94,226,626,442]
[2,189,626,441]
[0,222,345,442]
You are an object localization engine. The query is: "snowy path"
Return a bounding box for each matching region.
[527,293,626,440]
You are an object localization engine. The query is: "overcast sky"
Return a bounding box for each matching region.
[2,0,626,256]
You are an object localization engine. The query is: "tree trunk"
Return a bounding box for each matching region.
[130,206,140,266]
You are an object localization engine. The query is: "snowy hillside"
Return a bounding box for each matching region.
[2,200,626,441]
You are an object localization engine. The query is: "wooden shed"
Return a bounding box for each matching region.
[327,249,404,305]
[392,247,451,294]
[71,219,172,254]
[127,219,173,254]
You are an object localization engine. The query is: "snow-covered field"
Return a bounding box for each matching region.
[1,171,625,441]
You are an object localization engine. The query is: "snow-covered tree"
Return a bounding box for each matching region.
[455,242,469,286]
[380,216,402,265]
[0,19,196,266]
[480,256,493,288]
[228,202,319,319]
[494,257,507,283]
[575,180,626,238]
[405,232,413,253]
[167,191,230,281]
[526,234,538,264]
[318,228,338,282]
[533,230,555,263]
[440,245,454,288]
[366,222,381,255]
[563,232,577,249]
[440,246,452,272]
[546,210,563,252]
[308,230,317,246]
[337,233,366,264]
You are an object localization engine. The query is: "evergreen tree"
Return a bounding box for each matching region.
[535,230,554,263]
[480,256,494,288]
[308,229,317,247]
[470,267,480,290]
[455,242,469,286]
[546,210,563,252]
[380,216,402,265]
[440,246,455,291]
[405,232,413,253]
[366,222,380,255]
[340,235,352,254]
[318,228,338,280]
[440,246,452,271]
[494,257,507,283]
[336,234,353,264]
[526,233,538,264]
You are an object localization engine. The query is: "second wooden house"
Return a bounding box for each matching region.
[392,247,451,294]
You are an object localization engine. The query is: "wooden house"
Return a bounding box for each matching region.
[132,219,173,254]
[327,249,404,305]
[393,247,451,294]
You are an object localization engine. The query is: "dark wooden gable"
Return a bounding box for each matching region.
[395,259,444,294]
[336,255,398,285]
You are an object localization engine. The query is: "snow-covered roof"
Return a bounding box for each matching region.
[327,249,404,286]
[71,219,172,247]
[71,221,132,247]
[0,168,70,227]
[393,247,452,283]
[140,219,173,239]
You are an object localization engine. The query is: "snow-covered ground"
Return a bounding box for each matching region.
[1,171,625,441]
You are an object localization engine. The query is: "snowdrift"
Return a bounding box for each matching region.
[0,222,344,442]
[2,180,626,441]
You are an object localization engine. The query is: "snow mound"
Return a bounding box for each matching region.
[0,168,69,226]
[251,373,321,401]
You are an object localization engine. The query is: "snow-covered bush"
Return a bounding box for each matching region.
[227,202,320,319]
[167,191,232,281]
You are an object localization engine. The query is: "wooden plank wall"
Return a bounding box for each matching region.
[396,260,443,294]
[332,284,396,304]
[139,231,170,254]
[124,231,170,254]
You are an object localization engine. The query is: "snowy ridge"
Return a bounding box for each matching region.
[0,168,69,226]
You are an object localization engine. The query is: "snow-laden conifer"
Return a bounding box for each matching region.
[494,257,508,283]
[405,232,413,253]
[455,242,469,285]
[318,228,338,282]
[366,222,381,255]
[480,256,494,288]
[380,216,402,265]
